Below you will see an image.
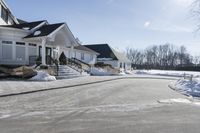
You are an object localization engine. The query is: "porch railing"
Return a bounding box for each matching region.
[72,58,91,73]
[60,57,82,73]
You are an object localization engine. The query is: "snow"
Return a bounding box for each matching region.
[22,27,30,30]
[34,31,41,36]
[0,114,11,119]
[90,67,113,76]
[97,58,113,61]
[135,69,200,78]
[158,98,200,106]
[172,78,200,97]
[90,67,130,76]
[29,71,56,81]
[158,98,191,104]
[135,69,200,97]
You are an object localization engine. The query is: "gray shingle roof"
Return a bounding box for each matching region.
[24,23,65,38]
[74,45,99,55]
[84,44,131,62]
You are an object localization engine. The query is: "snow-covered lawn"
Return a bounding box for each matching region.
[135,69,200,98]
[135,69,200,78]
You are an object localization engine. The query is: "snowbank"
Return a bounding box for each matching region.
[90,67,113,76]
[30,71,56,81]
[172,78,200,97]
[90,67,131,76]
[135,70,200,78]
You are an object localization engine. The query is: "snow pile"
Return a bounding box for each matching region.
[135,70,200,78]
[158,98,192,104]
[90,67,113,76]
[91,67,131,76]
[118,71,126,76]
[172,78,200,97]
[30,71,56,81]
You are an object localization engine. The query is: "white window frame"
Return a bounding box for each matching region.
[81,53,84,60]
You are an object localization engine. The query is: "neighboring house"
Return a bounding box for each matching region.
[60,44,99,65]
[84,44,131,71]
[73,45,99,65]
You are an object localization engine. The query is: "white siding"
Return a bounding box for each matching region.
[73,49,97,65]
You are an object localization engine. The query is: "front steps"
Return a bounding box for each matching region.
[51,65,84,79]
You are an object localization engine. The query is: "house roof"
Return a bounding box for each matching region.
[74,45,99,55]
[84,44,131,62]
[1,20,46,30]
[24,23,65,38]
[17,19,28,24]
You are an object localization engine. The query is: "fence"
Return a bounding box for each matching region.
[183,73,200,81]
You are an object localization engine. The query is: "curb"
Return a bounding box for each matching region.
[168,84,192,97]
[0,76,177,98]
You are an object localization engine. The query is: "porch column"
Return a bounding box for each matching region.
[70,45,74,59]
[41,38,46,65]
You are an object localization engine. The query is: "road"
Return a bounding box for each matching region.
[0,78,200,133]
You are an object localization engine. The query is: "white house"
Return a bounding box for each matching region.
[0,0,97,68]
[0,20,79,66]
[84,44,132,71]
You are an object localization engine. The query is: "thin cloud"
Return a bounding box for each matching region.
[144,21,151,28]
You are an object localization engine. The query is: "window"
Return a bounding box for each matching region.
[120,62,123,68]
[124,63,126,69]
[74,51,76,58]
[1,5,8,23]
[81,53,84,60]
[16,46,25,61]
[16,42,25,46]
[29,43,37,47]
[8,15,14,25]
[2,41,12,44]
[28,47,37,56]
[2,45,12,60]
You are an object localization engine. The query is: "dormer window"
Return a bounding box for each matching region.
[1,5,8,23]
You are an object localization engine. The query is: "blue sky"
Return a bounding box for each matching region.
[6,0,200,54]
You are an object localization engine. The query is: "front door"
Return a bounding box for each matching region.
[39,46,52,65]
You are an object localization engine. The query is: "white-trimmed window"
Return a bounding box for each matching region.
[16,46,25,61]
[2,45,12,60]
[74,51,76,58]
[81,53,84,60]
[15,42,26,61]
[2,41,12,44]
[1,5,8,23]
[29,43,37,47]
[16,42,25,46]
[2,40,13,60]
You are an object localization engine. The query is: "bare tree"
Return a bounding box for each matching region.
[126,44,194,70]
